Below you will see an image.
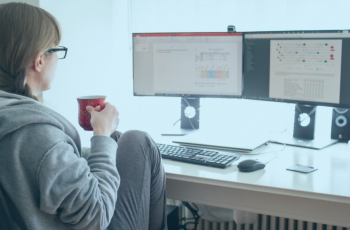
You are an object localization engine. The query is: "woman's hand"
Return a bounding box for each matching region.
[86,102,119,137]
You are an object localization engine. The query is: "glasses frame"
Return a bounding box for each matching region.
[47,46,68,59]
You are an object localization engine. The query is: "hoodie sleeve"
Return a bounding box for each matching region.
[37,135,119,230]
[80,135,115,160]
[81,147,91,160]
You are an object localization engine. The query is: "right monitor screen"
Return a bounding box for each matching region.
[243,30,350,107]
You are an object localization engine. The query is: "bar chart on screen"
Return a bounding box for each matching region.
[195,45,234,81]
[269,39,342,104]
[196,67,230,80]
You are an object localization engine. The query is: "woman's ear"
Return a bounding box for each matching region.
[33,51,45,72]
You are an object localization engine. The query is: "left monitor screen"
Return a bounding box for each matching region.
[133,32,243,98]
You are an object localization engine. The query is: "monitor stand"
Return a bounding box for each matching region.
[161,98,200,136]
[270,104,338,150]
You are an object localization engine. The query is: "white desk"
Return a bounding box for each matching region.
[153,133,350,227]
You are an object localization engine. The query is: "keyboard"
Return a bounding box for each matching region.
[157,143,241,168]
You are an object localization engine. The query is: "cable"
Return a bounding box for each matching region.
[188,115,196,130]
[173,119,181,126]
[265,144,286,165]
[295,104,317,124]
[273,104,317,135]
[172,102,189,127]
[183,97,201,112]
[179,201,200,230]
[182,97,191,107]
[258,142,286,155]
[268,103,296,134]
[295,104,317,116]
[255,142,286,164]
[264,155,279,164]
[183,98,200,130]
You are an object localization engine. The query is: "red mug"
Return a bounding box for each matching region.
[77,95,106,131]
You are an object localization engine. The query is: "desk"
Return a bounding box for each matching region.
[152,133,350,227]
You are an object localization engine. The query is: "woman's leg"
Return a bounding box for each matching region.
[107,130,167,230]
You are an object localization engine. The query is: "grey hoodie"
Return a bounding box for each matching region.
[0,90,120,230]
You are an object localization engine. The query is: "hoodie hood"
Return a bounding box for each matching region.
[0,90,81,151]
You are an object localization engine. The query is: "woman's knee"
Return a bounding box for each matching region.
[120,130,160,159]
[121,130,150,144]
[118,130,156,154]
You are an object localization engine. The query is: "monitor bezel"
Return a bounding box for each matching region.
[242,29,350,109]
[132,32,244,99]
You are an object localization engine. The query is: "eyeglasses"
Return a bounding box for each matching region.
[46,46,68,59]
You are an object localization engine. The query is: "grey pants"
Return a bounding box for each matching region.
[107,130,168,230]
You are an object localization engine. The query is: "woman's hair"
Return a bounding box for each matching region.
[0,2,61,101]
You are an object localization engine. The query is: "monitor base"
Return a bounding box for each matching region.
[270,104,338,149]
[161,126,196,136]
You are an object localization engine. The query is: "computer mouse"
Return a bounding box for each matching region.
[237,159,265,172]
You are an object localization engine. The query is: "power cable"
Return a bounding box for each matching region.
[179,201,200,230]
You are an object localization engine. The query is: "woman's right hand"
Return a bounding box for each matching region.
[86,102,119,137]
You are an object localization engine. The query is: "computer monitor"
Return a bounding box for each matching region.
[133,32,243,98]
[243,30,350,148]
[243,30,350,107]
[133,32,243,130]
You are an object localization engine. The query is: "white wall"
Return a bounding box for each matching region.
[39,0,119,145]
[132,0,350,32]
[38,0,347,146]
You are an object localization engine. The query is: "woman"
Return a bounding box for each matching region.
[0,3,167,230]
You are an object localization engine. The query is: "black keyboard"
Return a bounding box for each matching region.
[157,143,241,168]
